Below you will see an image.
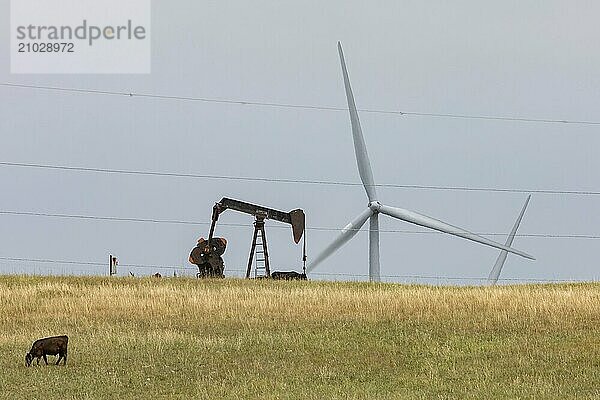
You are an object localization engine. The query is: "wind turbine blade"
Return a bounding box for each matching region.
[306,207,374,273]
[338,42,377,202]
[378,204,535,260]
[488,195,532,285]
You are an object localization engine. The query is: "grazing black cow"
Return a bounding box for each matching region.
[271,271,307,281]
[25,335,68,366]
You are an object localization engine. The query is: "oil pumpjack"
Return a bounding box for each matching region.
[189,197,306,279]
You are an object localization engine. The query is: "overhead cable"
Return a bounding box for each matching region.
[1,161,598,196]
[2,82,600,126]
[1,210,599,239]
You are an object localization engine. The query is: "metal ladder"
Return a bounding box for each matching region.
[246,214,271,278]
[253,230,267,278]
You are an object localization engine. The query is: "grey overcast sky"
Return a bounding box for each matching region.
[1,1,599,283]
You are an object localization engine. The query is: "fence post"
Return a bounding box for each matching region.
[109,254,118,276]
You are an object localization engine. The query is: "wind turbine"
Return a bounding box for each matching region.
[488,195,532,285]
[306,42,535,281]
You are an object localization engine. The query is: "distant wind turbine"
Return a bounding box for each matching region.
[488,195,532,285]
[306,42,535,281]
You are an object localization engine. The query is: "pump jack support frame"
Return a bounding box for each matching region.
[245,215,271,278]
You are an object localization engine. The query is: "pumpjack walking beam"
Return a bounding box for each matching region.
[208,197,305,278]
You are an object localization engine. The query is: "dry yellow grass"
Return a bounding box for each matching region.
[0,276,598,399]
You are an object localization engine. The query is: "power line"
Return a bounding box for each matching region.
[1,209,599,239]
[0,256,592,283]
[0,257,195,271]
[1,161,599,196]
[0,256,104,267]
[2,82,600,126]
[0,210,221,226]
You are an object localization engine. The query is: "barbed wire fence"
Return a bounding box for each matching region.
[0,256,595,285]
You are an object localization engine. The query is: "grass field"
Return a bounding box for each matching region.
[0,276,598,399]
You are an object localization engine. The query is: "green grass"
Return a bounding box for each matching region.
[0,276,598,399]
